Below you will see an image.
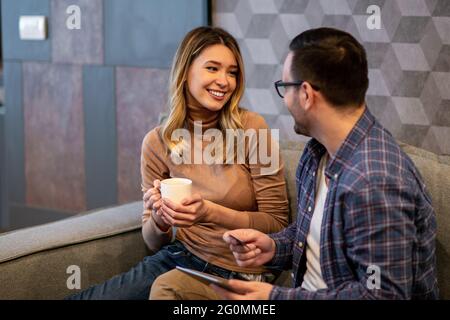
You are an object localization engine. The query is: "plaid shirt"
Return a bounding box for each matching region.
[268,107,439,300]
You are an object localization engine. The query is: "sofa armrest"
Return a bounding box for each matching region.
[0,201,150,299]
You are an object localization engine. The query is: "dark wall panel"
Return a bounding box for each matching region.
[4,62,25,205]
[104,0,208,68]
[51,0,103,64]
[116,67,169,203]
[1,0,50,61]
[23,62,86,212]
[83,66,117,209]
[0,109,7,228]
[9,204,77,229]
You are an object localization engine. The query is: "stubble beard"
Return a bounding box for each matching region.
[291,95,310,137]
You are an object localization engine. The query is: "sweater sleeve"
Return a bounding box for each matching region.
[140,128,173,252]
[239,112,290,233]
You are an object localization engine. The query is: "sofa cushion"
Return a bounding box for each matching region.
[280,140,306,223]
[0,201,150,299]
[0,229,149,299]
[0,202,143,264]
[398,143,450,299]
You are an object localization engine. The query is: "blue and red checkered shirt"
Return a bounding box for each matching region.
[269,107,439,299]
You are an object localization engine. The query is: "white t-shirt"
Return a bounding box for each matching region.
[301,154,329,292]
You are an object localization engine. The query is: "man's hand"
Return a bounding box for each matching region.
[223,229,276,267]
[210,280,273,300]
[160,193,211,228]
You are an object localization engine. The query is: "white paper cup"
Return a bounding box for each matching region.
[160,178,192,204]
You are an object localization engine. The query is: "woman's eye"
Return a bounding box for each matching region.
[229,71,238,77]
[206,66,218,72]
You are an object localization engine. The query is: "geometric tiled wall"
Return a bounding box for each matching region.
[1,0,207,229]
[213,0,450,154]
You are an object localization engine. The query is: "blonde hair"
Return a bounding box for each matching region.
[161,26,245,151]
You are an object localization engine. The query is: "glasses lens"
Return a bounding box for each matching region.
[278,86,286,98]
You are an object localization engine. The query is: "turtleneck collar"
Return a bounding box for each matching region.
[186,104,220,132]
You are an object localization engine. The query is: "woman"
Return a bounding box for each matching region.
[67,26,289,300]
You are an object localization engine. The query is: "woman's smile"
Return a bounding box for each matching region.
[207,89,226,100]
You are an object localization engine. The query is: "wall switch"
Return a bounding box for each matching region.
[19,16,47,40]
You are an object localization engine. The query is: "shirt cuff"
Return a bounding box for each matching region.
[266,234,292,269]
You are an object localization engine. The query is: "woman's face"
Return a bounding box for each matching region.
[186,44,238,112]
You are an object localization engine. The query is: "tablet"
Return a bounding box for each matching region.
[176,266,237,292]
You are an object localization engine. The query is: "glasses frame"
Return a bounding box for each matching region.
[274,80,320,98]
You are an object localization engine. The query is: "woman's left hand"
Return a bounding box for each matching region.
[160,193,211,228]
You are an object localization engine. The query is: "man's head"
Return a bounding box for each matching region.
[279,27,369,136]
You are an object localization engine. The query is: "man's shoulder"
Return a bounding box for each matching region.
[343,123,419,190]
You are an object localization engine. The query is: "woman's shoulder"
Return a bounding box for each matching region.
[142,126,165,151]
[240,108,269,130]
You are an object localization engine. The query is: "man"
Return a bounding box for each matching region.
[211,27,439,299]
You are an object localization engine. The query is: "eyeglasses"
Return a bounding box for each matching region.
[274,80,320,98]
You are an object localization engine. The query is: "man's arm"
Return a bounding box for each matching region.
[266,222,297,270]
[270,178,417,299]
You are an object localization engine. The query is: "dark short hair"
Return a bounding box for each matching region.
[289,27,369,107]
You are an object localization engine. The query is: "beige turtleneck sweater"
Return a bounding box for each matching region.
[140,106,289,273]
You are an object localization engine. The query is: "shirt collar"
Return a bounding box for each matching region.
[306,106,376,179]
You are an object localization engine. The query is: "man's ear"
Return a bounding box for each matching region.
[300,82,315,111]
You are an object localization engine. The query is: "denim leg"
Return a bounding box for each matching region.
[65,241,193,300]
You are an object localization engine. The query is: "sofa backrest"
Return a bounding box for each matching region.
[0,202,147,299]
[280,140,450,299]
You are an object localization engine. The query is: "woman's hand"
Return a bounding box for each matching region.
[143,179,162,212]
[160,193,211,228]
[143,179,171,231]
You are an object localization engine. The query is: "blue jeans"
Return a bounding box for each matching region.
[65,240,247,300]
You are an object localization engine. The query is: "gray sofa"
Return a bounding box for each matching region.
[0,140,449,299]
